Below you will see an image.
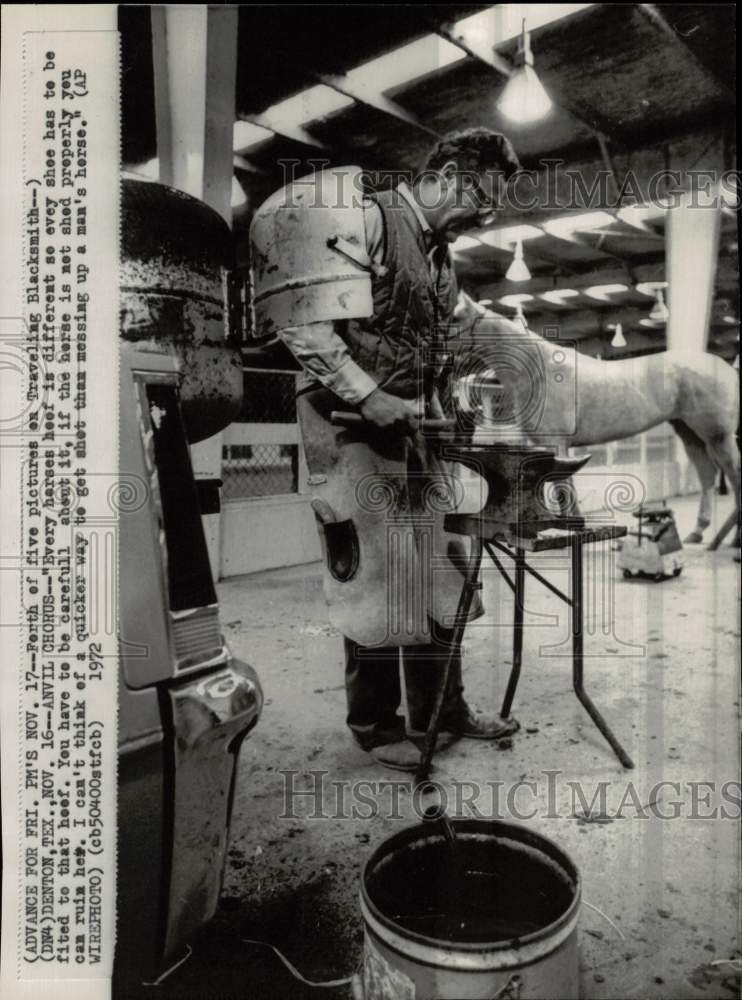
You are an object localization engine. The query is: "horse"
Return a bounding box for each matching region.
[449,294,740,548]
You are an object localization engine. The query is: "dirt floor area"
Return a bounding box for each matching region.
[137,493,740,1000]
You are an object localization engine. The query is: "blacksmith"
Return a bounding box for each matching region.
[251,128,521,770]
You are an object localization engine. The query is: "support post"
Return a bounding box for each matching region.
[152,4,239,580]
[666,183,722,353]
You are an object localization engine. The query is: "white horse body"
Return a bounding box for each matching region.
[452,297,740,544]
[554,349,737,449]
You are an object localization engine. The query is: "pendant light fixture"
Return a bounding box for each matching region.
[505,238,531,282]
[610,322,627,349]
[496,20,553,124]
[649,288,669,322]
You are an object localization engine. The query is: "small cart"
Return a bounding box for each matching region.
[618,502,684,581]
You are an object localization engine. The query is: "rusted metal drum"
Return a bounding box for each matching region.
[120,176,243,442]
[360,819,581,999]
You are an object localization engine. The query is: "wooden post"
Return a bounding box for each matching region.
[666,183,722,353]
[152,5,239,579]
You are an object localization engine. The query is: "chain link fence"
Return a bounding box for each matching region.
[237,370,298,423]
[221,370,301,500]
[222,442,299,499]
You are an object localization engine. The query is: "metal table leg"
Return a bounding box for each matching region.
[416,537,484,784]
[707,507,739,551]
[570,535,635,769]
[501,547,525,718]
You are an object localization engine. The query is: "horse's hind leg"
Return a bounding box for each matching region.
[705,432,741,550]
[673,423,719,543]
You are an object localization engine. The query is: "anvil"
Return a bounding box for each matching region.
[440,442,591,537]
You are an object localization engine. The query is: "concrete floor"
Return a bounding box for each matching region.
[154,493,740,1000]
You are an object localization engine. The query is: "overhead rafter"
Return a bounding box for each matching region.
[318,73,441,138]
[473,254,739,303]
[529,304,669,339]
[466,234,582,276]
[237,112,329,150]
[437,19,615,144]
[436,20,514,78]
[533,224,639,272]
[437,15,625,191]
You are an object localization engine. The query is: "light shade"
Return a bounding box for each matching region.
[584,282,629,302]
[635,280,668,298]
[497,64,553,123]
[540,288,580,306]
[610,323,627,348]
[543,211,615,238]
[649,289,669,322]
[505,239,531,282]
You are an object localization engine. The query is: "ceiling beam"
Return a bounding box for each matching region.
[481,122,732,231]
[436,22,513,78]
[437,21,616,147]
[472,254,739,302]
[237,112,329,150]
[532,224,631,268]
[527,305,666,340]
[527,308,738,344]
[467,237,582,276]
[319,73,441,138]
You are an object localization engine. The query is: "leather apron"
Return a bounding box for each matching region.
[298,386,483,646]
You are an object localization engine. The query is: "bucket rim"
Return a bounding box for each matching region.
[360,817,581,958]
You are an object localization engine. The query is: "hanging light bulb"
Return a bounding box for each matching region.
[610,323,627,349]
[496,22,553,124]
[649,289,669,322]
[514,301,528,328]
[505,239,531,282]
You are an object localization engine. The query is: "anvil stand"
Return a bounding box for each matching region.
[416,443,634,783]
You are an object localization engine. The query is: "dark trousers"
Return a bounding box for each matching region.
[345,619,468,749]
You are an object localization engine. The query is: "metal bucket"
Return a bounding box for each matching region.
[360,819,581,1000]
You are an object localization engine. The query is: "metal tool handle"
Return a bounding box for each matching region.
[330,411,456,431]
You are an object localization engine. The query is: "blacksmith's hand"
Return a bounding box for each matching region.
[360,388,420,436]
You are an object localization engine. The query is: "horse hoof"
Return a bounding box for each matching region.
[684,531,703,544]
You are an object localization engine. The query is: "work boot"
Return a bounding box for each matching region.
[367,735,456,772]
[367,739,422,772]
[406,729,460,752]
[440,704,520,741]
